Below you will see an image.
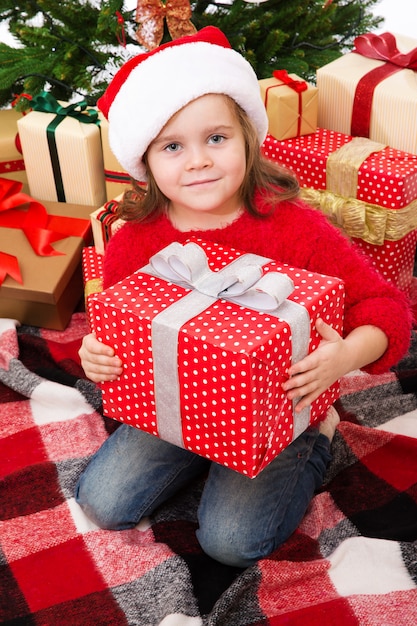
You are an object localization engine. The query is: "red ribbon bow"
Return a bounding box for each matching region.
[0,178,89,286]
[135,0,196,50]
[264,70,308,137]
[351,32,417,137]
[272,70,308,94]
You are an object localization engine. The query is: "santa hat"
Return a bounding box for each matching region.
[98,26,268,181]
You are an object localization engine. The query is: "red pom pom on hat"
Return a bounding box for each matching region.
[98,26,268,181]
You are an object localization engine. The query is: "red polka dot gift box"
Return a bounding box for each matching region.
[89,239,345,478]
[82,245,103,332]
[261,129,417,293]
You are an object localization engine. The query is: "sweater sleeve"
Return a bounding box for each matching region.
[293,204,412,374]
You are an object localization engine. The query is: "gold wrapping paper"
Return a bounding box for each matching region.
[326,137,387,199]
[259,74,317,141]
[17,107,106,207]
[301,187,417,245]
[85,277,103,298]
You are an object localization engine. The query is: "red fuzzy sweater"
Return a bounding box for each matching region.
[103,194,412,374]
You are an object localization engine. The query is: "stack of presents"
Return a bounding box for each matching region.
[1,31,416,477]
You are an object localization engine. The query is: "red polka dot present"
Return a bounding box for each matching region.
[82,246,103,332]
[90,239,345,478]
[262,130,417,293]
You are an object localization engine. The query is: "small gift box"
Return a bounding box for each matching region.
[90,239,344,478]
[0,109,28,188]
[17,92,106,207]
[0,178,92,329]
[82,246,104,331]
[259,70,318,141]
[90,194,125,255]
[98,112,133,199]
[316,32,417,154]
[261,129,417,293]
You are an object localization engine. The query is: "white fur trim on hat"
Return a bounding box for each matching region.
[100,29,268,181]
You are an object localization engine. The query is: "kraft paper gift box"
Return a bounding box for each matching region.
[0,109,28,189]
[259,70,318,141]
[261,129,417,293]
[0,194,93,330]
[82,245,103,331]
[17,94,106,207]
[98,112,133,200]
[90,239,345,478]
[316,32,417,155]
[90,194,125,255]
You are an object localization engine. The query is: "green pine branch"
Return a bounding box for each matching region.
[0,0,384,109]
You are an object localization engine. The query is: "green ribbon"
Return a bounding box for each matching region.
[31,91,100,202]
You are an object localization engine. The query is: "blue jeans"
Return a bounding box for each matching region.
[75,424,331,568]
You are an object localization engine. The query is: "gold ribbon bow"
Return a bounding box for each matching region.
[135,0,196,50]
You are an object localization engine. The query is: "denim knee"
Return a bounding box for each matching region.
[75,470,131,530]
[196,520,273,568]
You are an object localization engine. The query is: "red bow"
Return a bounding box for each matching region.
[354,32,417,70]
[272,70,308,94]
[0,178,89,286]
[135,0,196,50]
[351,33,417,137]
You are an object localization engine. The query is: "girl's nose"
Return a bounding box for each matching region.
[185,145,212,170]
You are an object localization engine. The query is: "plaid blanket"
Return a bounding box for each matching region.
[1,312,417,625]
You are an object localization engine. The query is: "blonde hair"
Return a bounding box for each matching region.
[118,96,299,222]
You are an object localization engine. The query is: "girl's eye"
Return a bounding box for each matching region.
[164,142,180,152]
[209,134,225,144]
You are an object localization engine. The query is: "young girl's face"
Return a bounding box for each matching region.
[146,94,246,231]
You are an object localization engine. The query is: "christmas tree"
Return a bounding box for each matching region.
[0,0,383,110]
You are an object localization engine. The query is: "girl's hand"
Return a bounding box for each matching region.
[78,332,123,383]
[281,318,350,413]
[282,317,388,412]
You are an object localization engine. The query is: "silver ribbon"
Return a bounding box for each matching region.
[142,241,311,448]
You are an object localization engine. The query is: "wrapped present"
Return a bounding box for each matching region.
[90,239,344,478]
[261,130,417,292]
[82,246,104,331]
[262,129,417,209]
[98,112,132,200]
[0,109,28,188]
[259,70,317,141]
[0,178,92,329]
[90,194,125,255]
[350,230,417,295]
[316,32,417,154]
[17,92,106,207]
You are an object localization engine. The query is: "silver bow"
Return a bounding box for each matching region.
[150,241,294,311]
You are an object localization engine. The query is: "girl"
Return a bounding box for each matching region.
[76,27,412,568]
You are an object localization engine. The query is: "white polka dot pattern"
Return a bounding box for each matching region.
[90,239,345,478]
[82,246,104,331]
[353,230,417,293]
[261,130,417,209]
[261,131,417,293]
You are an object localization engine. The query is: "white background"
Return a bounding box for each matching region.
[0,0,414,46]
[374,0,415,38]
